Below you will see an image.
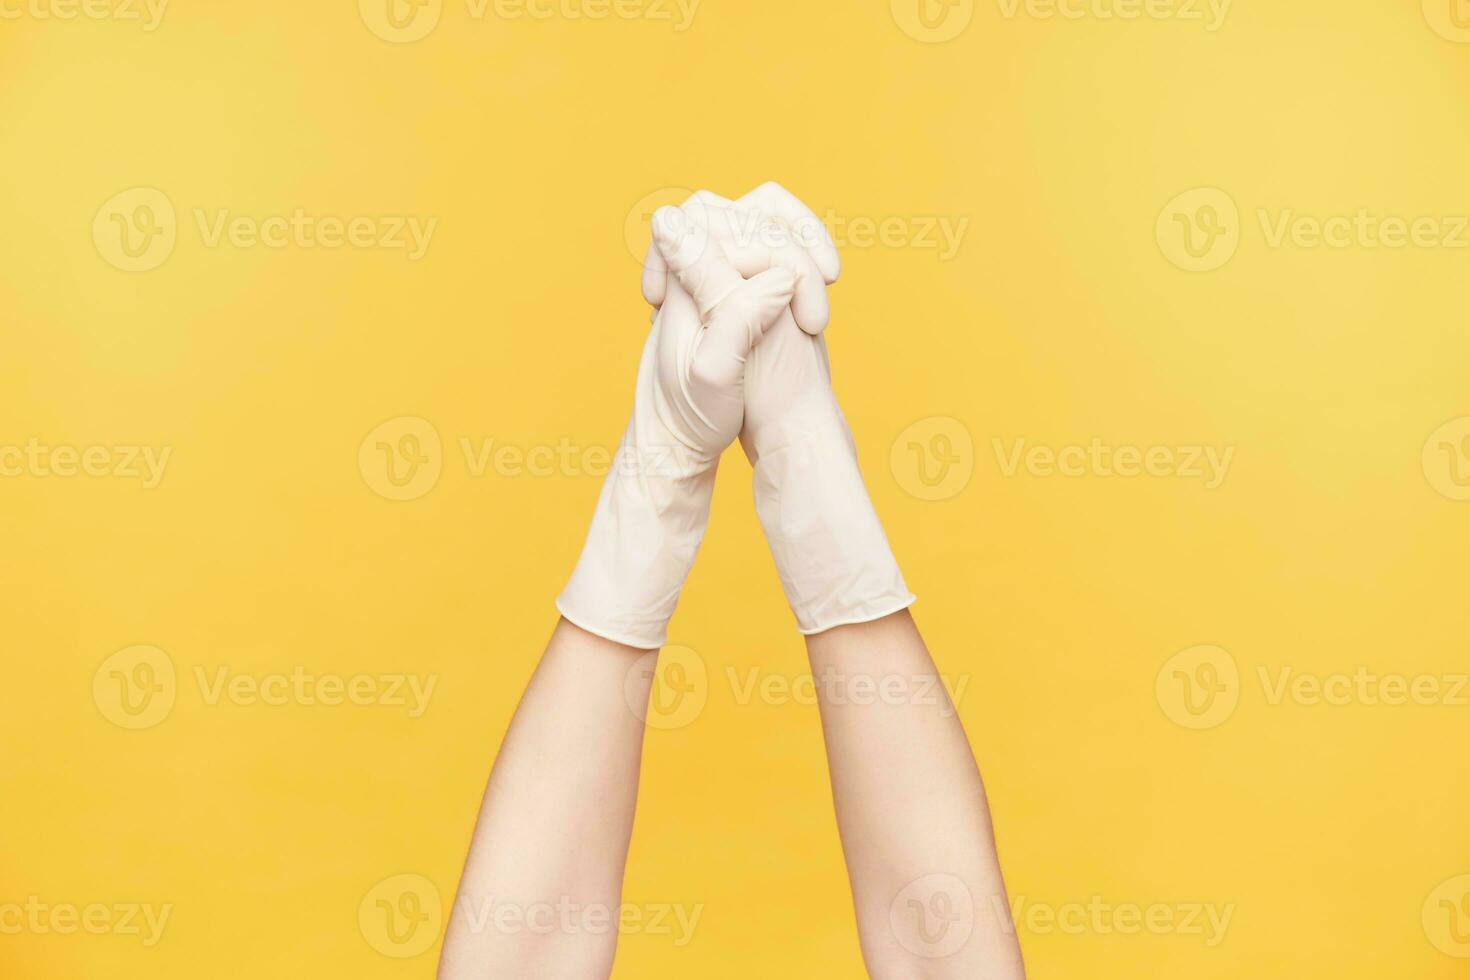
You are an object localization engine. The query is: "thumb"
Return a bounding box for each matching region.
[690,267,796,389]
[652,204,744,316]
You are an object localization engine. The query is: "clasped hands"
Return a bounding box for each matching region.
[558,182,913,649]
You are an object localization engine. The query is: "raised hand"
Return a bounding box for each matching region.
[555,200,796,649]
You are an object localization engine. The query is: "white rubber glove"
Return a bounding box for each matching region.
[556,206,797,649]
[646,184,915,635]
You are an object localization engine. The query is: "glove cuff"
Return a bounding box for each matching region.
[556,431,715,649]
[751,419,914,635]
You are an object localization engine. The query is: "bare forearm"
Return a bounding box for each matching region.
[437,619,653,980]
[806,610,1025,980]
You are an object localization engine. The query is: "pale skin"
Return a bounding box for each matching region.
[437,185,1025,979]
[436,620,652,980]
[808,610,1026,979]
[438,613,1024,979]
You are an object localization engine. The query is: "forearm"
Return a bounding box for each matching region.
[749,408,914,632]
[556,387,716,650]
[738,314,1022,974]
[806,611,1025,980]
[437,619,653,980]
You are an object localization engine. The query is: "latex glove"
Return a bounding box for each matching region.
[646,184,915,634]
[556,207,797,649]
[640,185,839,332]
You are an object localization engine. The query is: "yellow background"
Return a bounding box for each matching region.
[3,0,1469,976]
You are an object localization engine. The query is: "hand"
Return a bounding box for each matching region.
[642,203,803,468]
[555,199,797,649]
[646,183,914,634]
[641,183,840,333]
